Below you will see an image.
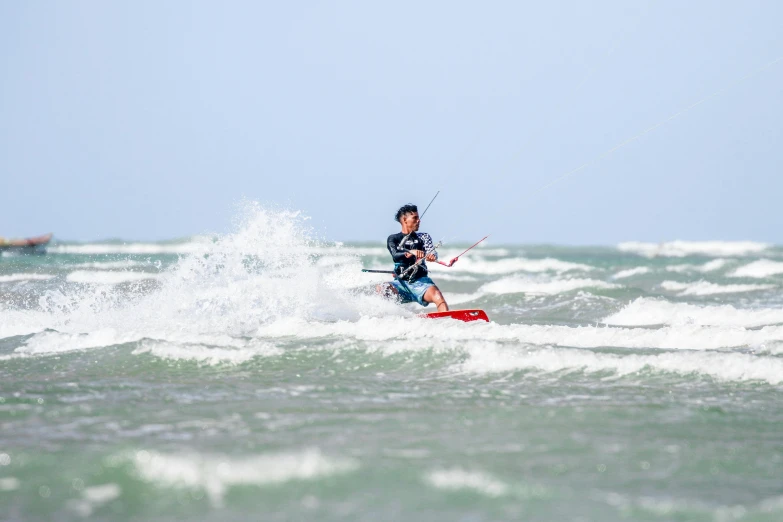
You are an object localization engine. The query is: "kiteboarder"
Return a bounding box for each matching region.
[380,204,450,312]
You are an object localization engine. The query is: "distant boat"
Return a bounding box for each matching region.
[0,233,53,254]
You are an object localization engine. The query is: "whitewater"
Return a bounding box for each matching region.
[2,204,783,521]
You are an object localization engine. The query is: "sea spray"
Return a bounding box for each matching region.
[21,204,397,348]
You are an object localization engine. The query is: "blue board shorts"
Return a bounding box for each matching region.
[390,276,436,306]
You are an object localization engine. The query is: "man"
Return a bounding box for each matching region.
[380,204,450,312]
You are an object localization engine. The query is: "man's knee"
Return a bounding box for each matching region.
[425,286,445,304]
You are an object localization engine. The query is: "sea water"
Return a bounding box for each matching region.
[1,204,782,521]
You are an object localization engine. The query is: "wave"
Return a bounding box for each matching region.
[13,316,783,361]
[132,340,282,365]
[730,259,783,278]
[599,492,783,520]
[111,448,358,507]
[253,317,783,351]
[611,267,650,279]
[10,316,783,388]
[480,277,617,295]
[3,329,271,360]
[665,259,728,273]
[2,205,380,345]
[71,260,150,269]
[0,477,20,492]
[436,257,592,275]
[618,241,769,258]
[425,468,509,497]
[0,309,53,338]
[0,273,55,282]
[604,298,783,327]
[66,484,122,518]
[65,270,159,284]
[9,329,134,358]
[49,242,206,255]
[8,204,783,366]
[660,280,775,296]
[458,344,783,385]
[49,242,506,259]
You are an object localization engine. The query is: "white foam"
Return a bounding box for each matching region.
[17,204,783,368]
[427,273,479,282]
[10,304,783,362]
[459,344,783,385]
[604,298,783,327]
[433,247,510,260]
[666,259,728,273]
[730,259,783,278]
[329,246,387,257]
[437,257,591,275]
[480,277,617,295]
[314,255,359,268]
[13,317,783,356]
[0,308,52,338]
[444,292,485,305]
[0,273,55,282]
[611,267,650,279]
[0,206,448,344]
[124,448,357,506]
[661,280,775,296]
[71,260,149,269]
[255,315,783,351]
[4,329,278,360]
[753,342,783,356]
[618,241,769,258]
[425,468,509,497]
[492,324,783,351]
[132,340,281,365]
[66,270,159,284]
[14,329,134,357]
[0,477,19,491]
[83,483,121,503]
[67,483,122,517]
[456,248,510,257]
[50,242,205,255]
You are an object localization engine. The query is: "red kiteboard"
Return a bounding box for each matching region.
[418,309,489,322]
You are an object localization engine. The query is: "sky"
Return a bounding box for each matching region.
[1,1,781,244]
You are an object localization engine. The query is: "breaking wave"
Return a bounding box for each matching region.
[660,280,776,296]
[604,298,783,327]
[730,259,783,278]
[618,241,769,258]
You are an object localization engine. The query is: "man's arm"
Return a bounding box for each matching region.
[419,233,438,261]
[387,235,413,262]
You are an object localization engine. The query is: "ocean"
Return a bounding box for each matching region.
[2,206,782,521]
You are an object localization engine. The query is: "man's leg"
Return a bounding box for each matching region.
[376,283,399,299]
[423,285,449,312]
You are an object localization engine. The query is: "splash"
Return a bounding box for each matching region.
[17,203,395,344]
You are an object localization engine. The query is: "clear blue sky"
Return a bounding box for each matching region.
[1,1,781,244]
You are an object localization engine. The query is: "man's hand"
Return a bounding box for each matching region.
[425,252,437,262]
[406,250,425,259]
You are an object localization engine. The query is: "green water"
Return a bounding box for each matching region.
[2,229,783,520]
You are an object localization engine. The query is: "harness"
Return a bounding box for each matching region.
[396,240,442,282]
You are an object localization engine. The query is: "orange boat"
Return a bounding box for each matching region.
[0,233,53,253]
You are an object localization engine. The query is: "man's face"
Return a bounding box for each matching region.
[401,211,420,231]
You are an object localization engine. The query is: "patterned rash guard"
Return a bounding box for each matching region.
[386,232,438,281]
